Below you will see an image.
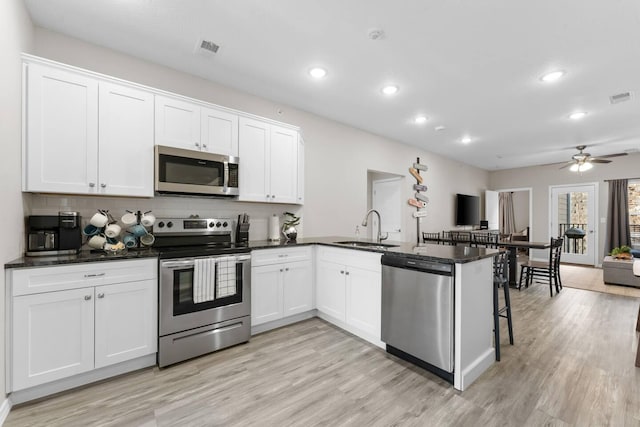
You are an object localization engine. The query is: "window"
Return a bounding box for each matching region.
[629,181,640,248]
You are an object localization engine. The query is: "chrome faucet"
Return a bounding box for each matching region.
[361,209,388,243]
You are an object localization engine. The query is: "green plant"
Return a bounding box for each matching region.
[283,212,300,227]
[610,245,632,256]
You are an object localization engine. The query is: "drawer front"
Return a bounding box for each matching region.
[11,258,157,296]
[317,246,382,272]
[252,246,312,267]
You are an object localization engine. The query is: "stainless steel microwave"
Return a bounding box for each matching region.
[155,145,239,197]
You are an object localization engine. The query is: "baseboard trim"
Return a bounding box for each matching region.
[0,397,11,425]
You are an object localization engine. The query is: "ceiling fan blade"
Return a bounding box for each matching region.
[592,152,628,159]
[559,161,576,169]
[590,159,612,164]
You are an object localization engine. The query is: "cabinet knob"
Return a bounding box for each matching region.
[97,293,105,298]
[84,295,92,301]
[202,144,207,149]
[340,270,344,274]
[89,182,95,188]
[285,268,289,271]
[271,195,276,199]
[195,142,200,148]
[345,271,350,275]
[100,183,107,188]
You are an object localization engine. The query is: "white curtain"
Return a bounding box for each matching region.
[499,192,516,236]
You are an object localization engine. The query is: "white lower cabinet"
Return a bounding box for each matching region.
[8,259,157,392]
[251,247,313,328]
[315,247,382,346]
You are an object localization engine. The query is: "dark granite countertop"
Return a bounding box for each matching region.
[5,236,497,269]
[248,236,498,264]
[5,248,159,269]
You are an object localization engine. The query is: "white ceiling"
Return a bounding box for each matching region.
[24,0,640,170]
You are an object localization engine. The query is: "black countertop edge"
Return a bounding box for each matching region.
[247,236,499,264]
[5,249,159,269]
[5,237,498,269]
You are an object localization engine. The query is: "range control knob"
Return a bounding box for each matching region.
[167,221,173,228]
[222,221,228,227]
[209,222,215,228]
[158,221,165,228]
[216,222,222,227]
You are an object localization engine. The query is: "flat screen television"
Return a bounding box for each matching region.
[456,193,480,226]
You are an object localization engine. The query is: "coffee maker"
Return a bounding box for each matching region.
[26,212,82,256]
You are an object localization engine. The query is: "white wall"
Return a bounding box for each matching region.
[489,153,640,262]
[0,0,34,404]
[31,28,490,243]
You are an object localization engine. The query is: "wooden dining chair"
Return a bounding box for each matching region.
[472,232,499,248]
[422,231,441,244]
[441,231,455,245]
[451,231,471,245]
[518,237,563,296]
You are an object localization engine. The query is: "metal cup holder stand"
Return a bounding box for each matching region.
[124,210,153,251]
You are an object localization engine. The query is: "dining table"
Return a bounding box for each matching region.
[498,240,552,288]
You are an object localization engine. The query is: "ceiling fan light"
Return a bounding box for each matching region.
[581,161,593,171]
[569,163,579,172]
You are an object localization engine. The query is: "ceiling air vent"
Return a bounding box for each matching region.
[609,91,632,104]
[195,39,220,55]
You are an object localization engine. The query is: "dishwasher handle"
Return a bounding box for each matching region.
[381,254,453,276]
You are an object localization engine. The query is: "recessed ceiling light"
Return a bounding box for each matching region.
[414,115,428,124]
[381,85,399,95]
[309,67,327,79]
[434,126,446,131]
[569,111,587,120]
[461,136,472,144]
[540,70,565,82]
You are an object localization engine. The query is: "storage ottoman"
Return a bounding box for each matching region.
[603,256,640,288]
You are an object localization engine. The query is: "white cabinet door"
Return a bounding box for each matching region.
[269,125,298,204]
[282,260,313,317]
[251,264,283,325]
[346,266,382,339]
[296,135,305,205]
[201,107,239,156]
[98,82,154,197]
[155,95,201,151]
[316,260,346,321]
[94,279,158,369]
[25,63,99,194]
[12,288,94,391]
[239,117,270,202]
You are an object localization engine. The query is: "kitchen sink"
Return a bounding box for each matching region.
[333,241,399,250]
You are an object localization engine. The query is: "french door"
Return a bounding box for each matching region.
[550,184,597,265]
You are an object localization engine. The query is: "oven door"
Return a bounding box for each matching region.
[159,254,251,336]
[155,145,239,196]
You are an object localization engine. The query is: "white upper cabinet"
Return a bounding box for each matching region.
[25,63,99,194]
[201,107,239,157]
[155,95,201,151]
[155,96,239,157]
[296,134,305,204]
[98,82,154,197]
[239,117,300,204]
[24,61,154,197]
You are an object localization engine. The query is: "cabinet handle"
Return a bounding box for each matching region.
[345,271,350,276]
[97,293,105,298]
[84,273,106,278]
[271,195,276,199]
[89,182,95,188]
[340,270,344,274]
[202,144,207,149]
[100,183,107,188]
[195,142,200,148]
[84,295,92,301]
[280,269,283,272]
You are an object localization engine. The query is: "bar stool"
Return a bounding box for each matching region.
[493,250,514,361]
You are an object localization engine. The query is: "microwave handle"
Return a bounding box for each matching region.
[223,161,230,190]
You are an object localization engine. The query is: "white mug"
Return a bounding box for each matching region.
[90,212,109,228]
[88,235,107,250]
[140,212,155,227]
[121,212,138,228]
[140,233,155,246]
[104,223,122,238]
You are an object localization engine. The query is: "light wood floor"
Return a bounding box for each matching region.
[6,284,640,426]
[560,263,640,298]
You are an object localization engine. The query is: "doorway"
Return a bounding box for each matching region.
[550,184,597,266]
[369,173,403,241]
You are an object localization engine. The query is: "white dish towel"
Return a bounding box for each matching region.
[216,256,238,298]
[194,258,216,303]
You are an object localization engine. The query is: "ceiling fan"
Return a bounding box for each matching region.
[560,145,628,172]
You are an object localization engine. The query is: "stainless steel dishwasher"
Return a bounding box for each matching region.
[381,253,454,383]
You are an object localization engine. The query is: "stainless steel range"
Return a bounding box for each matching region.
[154,217,251,367]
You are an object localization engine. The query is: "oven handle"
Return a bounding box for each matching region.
[161,254,251,269]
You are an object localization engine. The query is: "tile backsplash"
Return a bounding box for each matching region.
[28,194,304,241]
